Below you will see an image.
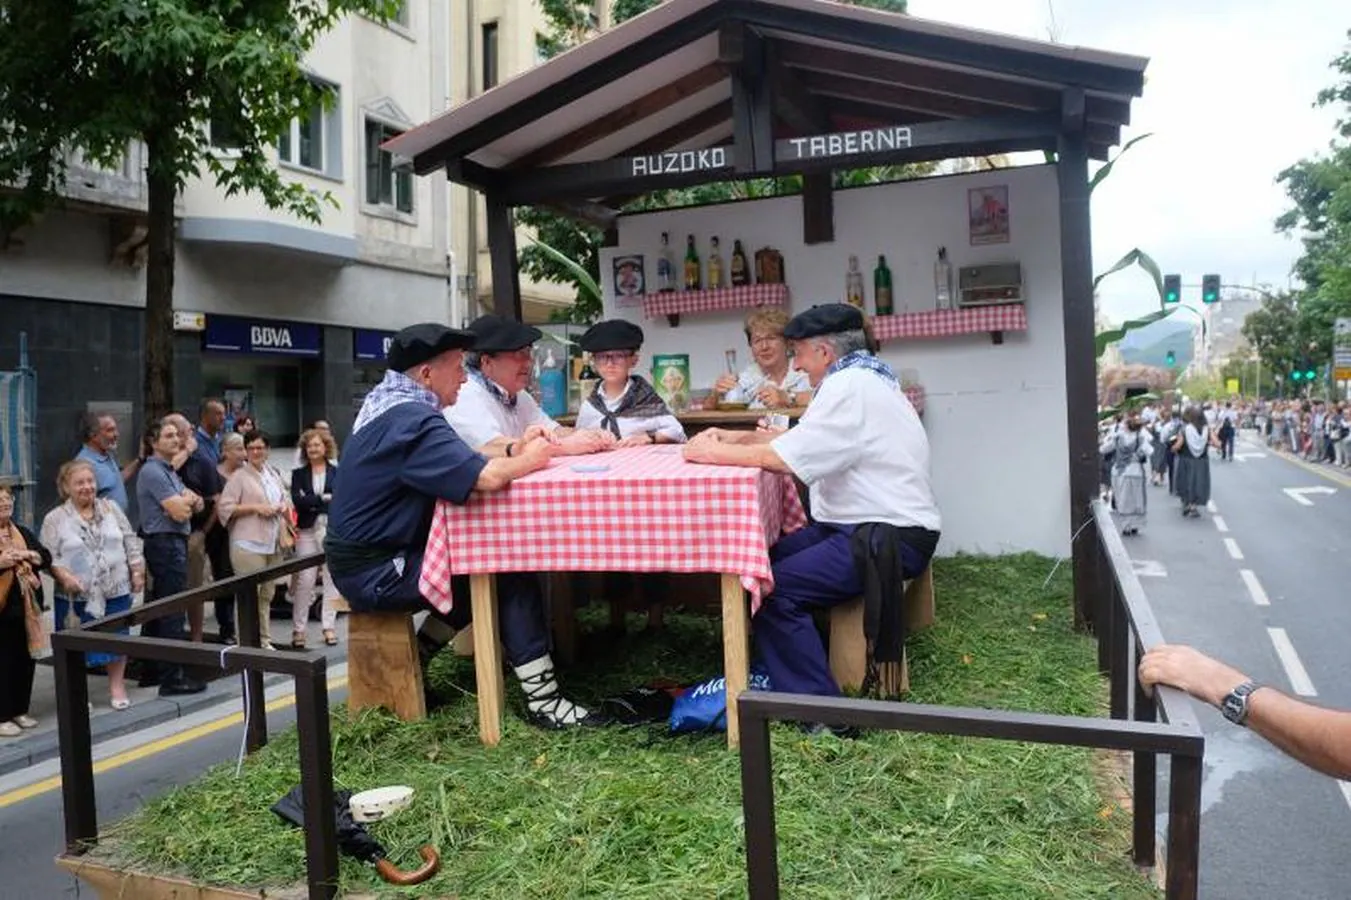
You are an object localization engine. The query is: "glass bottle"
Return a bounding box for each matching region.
[874,255,894,317]
[656,232,675,292]
[578,354,599,405]
[539,347,566,417]
[845,255,865,310]
[730,239,750,286]
[684,234,701,290]
[934,246,953,311]
[707,236,724,288]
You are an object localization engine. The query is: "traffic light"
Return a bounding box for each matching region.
[1305,362,1318,382]
[1201,274,1221,304]
[1291,358,1317,383]
[1290,368,1303,382]
[1165,349,1176,367]
[1163,274,1181,304]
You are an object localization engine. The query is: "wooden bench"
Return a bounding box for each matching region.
[346,611,426,722]
[828,565,935,697]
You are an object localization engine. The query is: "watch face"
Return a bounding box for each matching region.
[1222,694,1245,723]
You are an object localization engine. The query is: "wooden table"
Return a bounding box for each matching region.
[420,445,806,748]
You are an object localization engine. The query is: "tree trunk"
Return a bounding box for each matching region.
[143,131,177,425]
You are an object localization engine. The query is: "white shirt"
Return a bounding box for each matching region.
[723,364,812,409]
[772,368,940,531]
[443,375,559,447]
[575,380,686,443]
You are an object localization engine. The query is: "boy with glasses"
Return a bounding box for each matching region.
[575,320,685,446]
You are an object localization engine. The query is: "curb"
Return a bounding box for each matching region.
[0,653,345,777]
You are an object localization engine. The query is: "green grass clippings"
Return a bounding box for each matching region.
[94,554,1159,899]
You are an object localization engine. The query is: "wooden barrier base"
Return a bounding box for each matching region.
[346,612,426,722]
[55,857,268,900]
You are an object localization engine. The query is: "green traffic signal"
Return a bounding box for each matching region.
[1291,370,1303,381]
[1163,273,1181,304]
[1201,274,1221,304]
[1306,368,1317,381]
[1165,350,1176,366]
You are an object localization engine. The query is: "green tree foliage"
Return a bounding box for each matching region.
[0,0,400,420]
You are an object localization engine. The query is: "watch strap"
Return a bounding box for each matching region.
[1221,681,1260,726]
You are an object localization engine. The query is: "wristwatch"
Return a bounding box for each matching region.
[1220,681,1261,726]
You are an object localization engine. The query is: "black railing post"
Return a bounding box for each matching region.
[1165,754,1202,900]
[52,639,97,854]
[234,583,268,752]
[740,708,780,900]
[295,663,339,900]
[1095,541,1111,673]
[1108,586,1129,720]
[1132,666,1157,868]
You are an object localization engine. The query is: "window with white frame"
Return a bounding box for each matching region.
[278,80,342,179]
[364,119,413,215]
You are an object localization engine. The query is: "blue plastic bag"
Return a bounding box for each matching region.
[669,669,771,733]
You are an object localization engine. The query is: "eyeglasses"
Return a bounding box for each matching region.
[593,352,635,366]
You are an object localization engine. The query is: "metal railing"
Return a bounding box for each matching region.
[738,499,1205,900]
[52,552,340,900]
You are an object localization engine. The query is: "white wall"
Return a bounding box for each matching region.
[0,210,144,308]
[600,165,1070,558]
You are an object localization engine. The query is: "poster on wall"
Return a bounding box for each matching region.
[968,185,1010,245]
[223,387,254,433]
[612,254,646,308]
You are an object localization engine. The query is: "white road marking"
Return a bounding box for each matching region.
[1239,569,1270,606]
[1206,501,1218,514]
[1131,559,1168,578]
[1338,782,1351,816]
[1283,486,1337,506]
[1224,538,1244,560]
[1267,627,1317,697]
[1213,516,1229,533]
[1233,452,1267,462]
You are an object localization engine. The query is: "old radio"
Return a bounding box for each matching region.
[958,262,1023,308]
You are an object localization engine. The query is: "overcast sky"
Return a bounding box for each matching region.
[911,0,1347,323]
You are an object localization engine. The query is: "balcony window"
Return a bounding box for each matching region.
[279,81,342,179]
[364,119,414,215]
[482,22,499,90]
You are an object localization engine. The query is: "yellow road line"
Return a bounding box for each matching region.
[0,676,347,810]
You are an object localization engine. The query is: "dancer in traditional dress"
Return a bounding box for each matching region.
[1102,414,1151,535]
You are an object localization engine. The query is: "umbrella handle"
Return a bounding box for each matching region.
[375,845,441,886]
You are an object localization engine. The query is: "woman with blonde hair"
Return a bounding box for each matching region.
[0,479,51,736]
[217,431,293,649]
[706,307,812,410]
[289,428,340,648]
[41,460,143,709]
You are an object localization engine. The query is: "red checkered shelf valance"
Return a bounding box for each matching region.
[642,283,789,320]
[871,304,1027,343]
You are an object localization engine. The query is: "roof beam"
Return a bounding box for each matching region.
[765,43,829,134]
[775,40,1131,126]
[545,201,621,230]
[508,62,728,170]
[801,70,1007,120]
[733,0,1144,97]
[622,99,734,157]
[722,23,774,174]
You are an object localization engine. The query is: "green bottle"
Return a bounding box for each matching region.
[683,234,701,290]
[874,255,894,316]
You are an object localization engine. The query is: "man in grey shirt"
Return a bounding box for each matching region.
[134,419,206,696]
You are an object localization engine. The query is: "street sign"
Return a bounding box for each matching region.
[1225,378,1240,394]
[1283,486,1336,507]
[1335,319,1351,380]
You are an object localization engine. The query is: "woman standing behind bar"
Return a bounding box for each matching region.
[41,461,143,710]
[705,308,812,410]
[0,479,51,737]
[1172,407,1220,518]
[289,428,340,648]
[1101,414,1151,536]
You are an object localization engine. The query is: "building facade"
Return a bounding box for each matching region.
[0,3,455,517]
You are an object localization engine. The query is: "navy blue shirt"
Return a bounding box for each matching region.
[328,402,487,554]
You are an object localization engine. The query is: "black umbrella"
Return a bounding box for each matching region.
[271,785,441,886]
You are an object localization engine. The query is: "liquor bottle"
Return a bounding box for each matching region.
[656,232,675,292]
[845,255,865,310]
[934,246,954,311]
[874,254,894,316]
[578,354,599,405]
[684,234,701,290]
[730,239,750,286]
[707,236,724,288]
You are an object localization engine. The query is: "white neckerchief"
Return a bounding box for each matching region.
[1184,424,1208,456]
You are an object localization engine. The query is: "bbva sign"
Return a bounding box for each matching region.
[251,325,294,349]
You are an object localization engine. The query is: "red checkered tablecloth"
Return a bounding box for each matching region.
[871,304,1027,343]
[642,283,789,319]
[419,445,807,614]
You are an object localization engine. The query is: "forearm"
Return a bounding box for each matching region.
[477,436,514,459]
[1246,690,1351,780]
[475,455,546,492]
[702,441,793,472]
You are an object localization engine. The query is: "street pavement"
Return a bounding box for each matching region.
[1120,431,1351,900]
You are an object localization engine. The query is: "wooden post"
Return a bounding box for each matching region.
[1057,88,1106,633]
[485,195,522,321]
[470,574,505,746]
[721,573,750,749]
[802,172,835,245]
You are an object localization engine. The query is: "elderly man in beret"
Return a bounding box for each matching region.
[684,303,942,704]
[326,323,603,729]
[444,314,615,456]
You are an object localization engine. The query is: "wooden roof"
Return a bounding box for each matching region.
[388,0,1146,185]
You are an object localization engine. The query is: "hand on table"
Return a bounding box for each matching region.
[558,429,616,456]
[517,437,555,471]
[615,433,654,448]
[682,436,725,464]
[1137,644,1248,707]
[522,424,558,445]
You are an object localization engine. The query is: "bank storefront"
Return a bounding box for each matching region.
[353,328,395,417]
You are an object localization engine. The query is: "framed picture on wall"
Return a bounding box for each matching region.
[968,185,1010,245]
[612,254,646,307]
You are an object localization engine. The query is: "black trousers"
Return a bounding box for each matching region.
[0,613,35,720]
[142,533,190,683]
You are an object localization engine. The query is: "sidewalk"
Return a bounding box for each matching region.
[0,615,348,777]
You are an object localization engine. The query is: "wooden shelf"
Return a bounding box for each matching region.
[871,304,1027,345]
[641,283,789,326]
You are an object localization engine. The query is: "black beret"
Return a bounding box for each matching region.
[467,314,544,353]
[387,323,477,371]
[782,303,865,340]
[579,319,645,353]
